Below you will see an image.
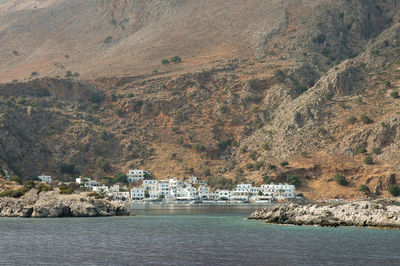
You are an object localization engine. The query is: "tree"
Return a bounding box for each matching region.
[287,174,301,187]
[113,173,128,184]
[144,190,150,198]
[170,56,181,63]
[258,190,263,196]
[388,185,400,197]
[334,174,348,186]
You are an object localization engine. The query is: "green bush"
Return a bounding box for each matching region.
[246,163,255,171]
[170,56,181,63]
[10,176,22,184]
[358,184,370,194]
[0,189,24,198]
[104,36,113,44]
[37,183,53,192]
[334,174,349,186]
[262,173,271,183]
[280,161,289,167]
[240,145,248,153]
[325,92,333,100]
[60,163,76,175]
[65,71,72,77]
[126,92,134,98]
[357,147,367,154]
[91,93,104,103]
[192,143,206,152]
[261,143,270,150]
[31,71,39,77]
[364,156,373,165]
[372,147,381,155]
[348,116,357,124]
[113,173,128,184]
[360,115,373,124]
[23,180,36,191]
[161,59,170,65]
[274,69,285,82]
[59,185,75,194]
[88,192,104,199]
[287,174,301,187]
[115,108,123,117]
[255,161,264,170]
[390,91,399,99]
[388,185,400,197]
[268,164,277,170]
[217,139,231,150]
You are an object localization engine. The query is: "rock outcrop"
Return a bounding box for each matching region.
[0,190,132,218]
[248,200,400,228]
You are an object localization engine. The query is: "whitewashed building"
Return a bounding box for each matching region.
[131,187,146,200]
[38,174,52,183]
[127,169,148,183]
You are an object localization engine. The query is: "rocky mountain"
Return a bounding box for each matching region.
[1,0,400,199]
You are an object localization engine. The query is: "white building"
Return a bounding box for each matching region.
[261,183,295,199]
[215,189,232,200]
[131,187,146,200]
[38,174,52,183]
[127,169,148,183]
[198,185,211,199]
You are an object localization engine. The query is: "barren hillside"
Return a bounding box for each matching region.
[1,0,400,200]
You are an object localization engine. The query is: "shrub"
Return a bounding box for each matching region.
[388,185,400,197]
[31,71,39,77]
[88,192,104,199]
[358,184,370,194]
[255,161,264,170]
[390,91,399,99]
[59,185,75,194]
[334,174,349,186]
[72,72,80,77]
[12,50,18,56]
[364,156,373,165]
[372,147,381,155]
[246,163,255,171]
[280,161,289,167]
[274,69,285,82]
[217,140,231,150]
[114,173,128,184]
[115,108,123,117]
[170,56,181,63]
[161,59,170,65]
[325,92,333,100]
[287,174,301,187]
[104,36,113,44]
[207,176,234,190]
[240,145,248,153]
[357,147,367,154]
[10,176,22,184]
[23,180,36,191]
[65,71,72,77]
[268,164,277,170]
[219,105,228,113]
[37,183,53,192]
[261,142,270,150]
[360,115,372,124]
[91,93,104,103]
[0,189,24,198]
[126,92,134,98]
[348,116,357,124]
[262,173,271,183]
[249,151,258,160]
[192,143,206,152]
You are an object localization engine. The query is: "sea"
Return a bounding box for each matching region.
[0,204,399,265]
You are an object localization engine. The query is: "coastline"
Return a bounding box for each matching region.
[0,189,132,218]
[248,199,400,229]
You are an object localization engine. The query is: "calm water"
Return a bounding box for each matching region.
[1,205,400,265]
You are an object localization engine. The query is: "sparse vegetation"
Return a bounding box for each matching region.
[372,147,381,155]
[261,142,270,150]
[31,71,39,77]
[325,92,333,100]
[274,69,285,82]
[115,108,124,117]
[192,143,206,152]
[161,59,170,65]
[104,36,113,44]
[348,116,357,124]
[390,91,399,99]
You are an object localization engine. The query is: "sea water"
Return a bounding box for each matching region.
[0,205,399,265]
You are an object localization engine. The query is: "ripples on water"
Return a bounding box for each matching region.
[1,205,399,265]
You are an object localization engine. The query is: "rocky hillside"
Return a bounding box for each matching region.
[1,0,400,199]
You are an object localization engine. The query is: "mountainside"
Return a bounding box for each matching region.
[1,0,400,199]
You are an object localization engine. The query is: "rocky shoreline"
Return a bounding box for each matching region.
[0,189,132,218]
[248,199,400,228]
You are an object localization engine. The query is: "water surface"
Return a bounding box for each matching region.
[0,205,399,265]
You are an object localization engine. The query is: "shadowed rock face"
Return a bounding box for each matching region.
[248,200,400,228]
[0,190,131,218]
